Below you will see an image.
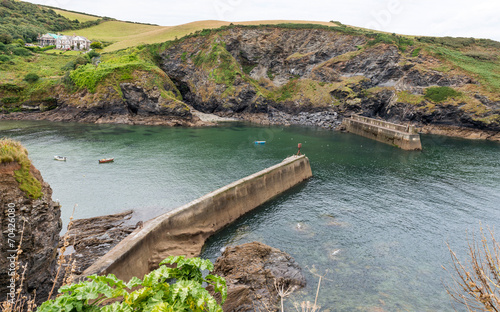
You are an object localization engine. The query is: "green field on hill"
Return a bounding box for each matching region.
[52,9,101,23]
[54,17,336,52]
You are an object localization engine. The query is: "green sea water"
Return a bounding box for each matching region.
[1,120,499,311]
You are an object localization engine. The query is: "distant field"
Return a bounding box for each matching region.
[52,9,101,23]
[63,20,338,52]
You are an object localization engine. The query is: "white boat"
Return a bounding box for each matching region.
[54,155,67,161]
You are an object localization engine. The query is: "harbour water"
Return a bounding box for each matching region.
[1,120,499,311]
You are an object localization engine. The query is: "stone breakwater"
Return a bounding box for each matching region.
[343,115,422,150]
[83,155,313,282]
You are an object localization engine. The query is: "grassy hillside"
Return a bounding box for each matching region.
[52,8,101,23]
[0,3,499,129]
[64,20,337,52]
[0,0,102,43]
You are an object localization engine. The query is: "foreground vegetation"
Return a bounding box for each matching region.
[37,256,227,312]
[446,227,500,311]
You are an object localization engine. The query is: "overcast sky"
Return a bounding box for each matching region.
[25,0,500,41]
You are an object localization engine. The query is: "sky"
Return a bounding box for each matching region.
[24,0,500,41]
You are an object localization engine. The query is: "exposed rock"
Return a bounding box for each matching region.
[0,161,61,304]
[268,108,340,129]
[1,26,499,139]
[210,242,306,312]
[62,210,140,276]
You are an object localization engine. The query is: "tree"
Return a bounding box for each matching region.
[445,227,500,311]
[90,41,103,50]
[86,49,100,61]
[0,33,12,44]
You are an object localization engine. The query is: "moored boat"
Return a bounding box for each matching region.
[54,155,66,161]
[98,158,114,164]
[254,141,266,145]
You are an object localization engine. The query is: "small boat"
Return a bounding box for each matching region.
[254,141,266,145]
[54,156,66,161]
[98,158,114,164]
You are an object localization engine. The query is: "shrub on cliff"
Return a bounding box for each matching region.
[0,139,42,199]
[24,73,40,83]
[424,86,461,103]
[69,52,153,92]
[37,256,227,312]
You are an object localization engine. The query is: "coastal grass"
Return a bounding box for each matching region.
[427,45,500,92]
[0,53,69,82]
[397,91,424,105]
[69,20,337,52]
[0,53,65,110]
[69,48,159,92]
[0,139,42,199]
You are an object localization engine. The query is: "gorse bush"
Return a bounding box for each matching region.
[24,73,40,83]
[13,47,32,57]
[37,255,227,312]
[424,86,461,103]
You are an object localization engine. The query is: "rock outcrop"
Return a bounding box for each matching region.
[210,242,306,312]
[2,26,499,139]
[158,27,499,135]
[62,210,140,276]
[0,142,61,304]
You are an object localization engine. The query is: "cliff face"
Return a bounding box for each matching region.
[159,27,499,134]
[0,159,61,303]
[1,26,499,138]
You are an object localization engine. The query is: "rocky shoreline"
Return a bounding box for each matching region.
[2,108,499,142]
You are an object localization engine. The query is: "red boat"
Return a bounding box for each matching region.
[98,158,114,164]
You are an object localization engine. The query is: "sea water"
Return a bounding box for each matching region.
[1,120,499,311]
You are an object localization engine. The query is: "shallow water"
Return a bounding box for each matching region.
[1,120,499,311]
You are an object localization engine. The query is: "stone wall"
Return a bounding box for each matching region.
[344,115,422,150]
[83,155,313,282]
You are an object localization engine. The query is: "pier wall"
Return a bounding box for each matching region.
[343,115,422,150]
[83,155,313,282]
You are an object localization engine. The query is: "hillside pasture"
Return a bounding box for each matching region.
[52,9,102,23]
[64,20,337,52]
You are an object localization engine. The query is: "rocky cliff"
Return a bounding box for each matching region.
[1,25,499,139]
[159,27,499,138]
[0,139,61,304]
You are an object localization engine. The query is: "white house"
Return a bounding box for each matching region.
[37,33,91,51]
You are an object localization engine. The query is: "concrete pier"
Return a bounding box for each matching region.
[83,155,313,281]
[343,115,422,150]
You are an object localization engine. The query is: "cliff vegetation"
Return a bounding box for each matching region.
[0,18,499,136]
[0,138,42,199]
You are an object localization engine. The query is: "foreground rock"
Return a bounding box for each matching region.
[63,210,140,275]
[210,242,306,312]
[0,141,62,304]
